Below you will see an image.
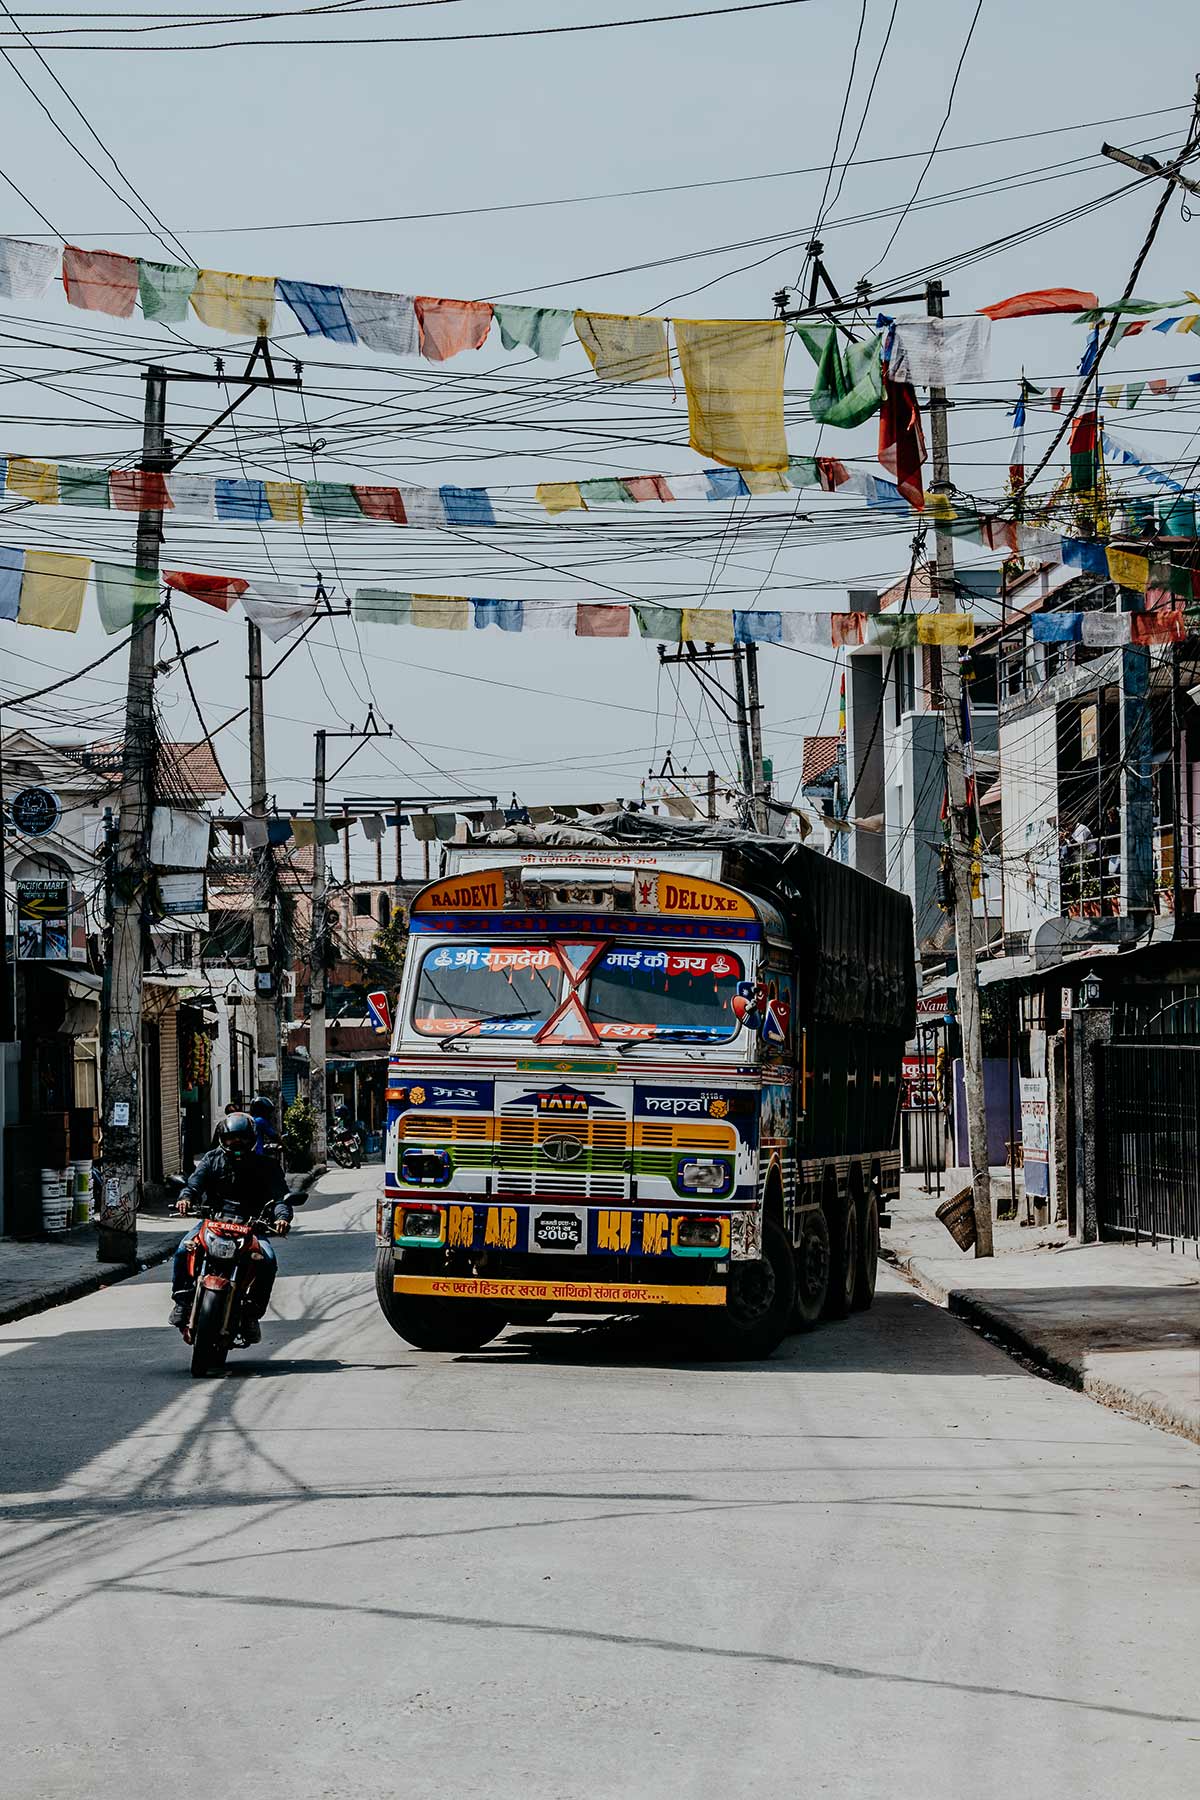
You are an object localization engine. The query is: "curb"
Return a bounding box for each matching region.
[883,1245,1200,1446]
[0,1237,177,1329]
[0,1169,329,1330]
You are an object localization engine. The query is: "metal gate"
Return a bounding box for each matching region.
[1099,1043,1200,1245]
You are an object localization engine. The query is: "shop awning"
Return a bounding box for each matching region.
[46,965,102,993]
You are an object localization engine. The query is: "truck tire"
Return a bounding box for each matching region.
[823,1195,858,1321]
[852,1189,880,1311]
[374,1248,505,1352]
[691,1217,795,1360]
[791,1208,830,1331]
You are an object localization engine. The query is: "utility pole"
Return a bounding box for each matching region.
[744,642,767,830]
[247,621,281,1123]
[309,728,329,1167]
[96,367,167,1264]
[926,277,993,1257]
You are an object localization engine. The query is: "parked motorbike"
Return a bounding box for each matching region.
[330,1127,363,1170]
[170,1178,306,1377]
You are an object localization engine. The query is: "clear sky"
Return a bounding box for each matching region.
[0,0,1197,872]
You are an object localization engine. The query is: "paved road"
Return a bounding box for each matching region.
[2,1169,1195,1800]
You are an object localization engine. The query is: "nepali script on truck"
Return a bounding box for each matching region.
[374,818,916,1357]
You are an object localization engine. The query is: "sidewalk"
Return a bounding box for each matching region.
[0,1211,181,1326]
[886,1167,1200,1443]
[0,1166,328,1327]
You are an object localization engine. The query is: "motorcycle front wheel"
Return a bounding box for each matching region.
[190,1285,230,1377]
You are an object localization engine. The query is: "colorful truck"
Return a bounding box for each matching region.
[374,820,915,1357]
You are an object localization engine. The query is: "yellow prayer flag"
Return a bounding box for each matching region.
[924,491,957,523]
[574,311,670,383]
[191,269,276,336]
[412,594,470,631]
[536,481,584,515]
[674,319,787,472]
[6,457,59,505]
[916,612,975,647]
[265,480,304,524]
[1106,546,1149,592]
[741,469,790,495]
[681,607,735,645]
[17,550,89,632]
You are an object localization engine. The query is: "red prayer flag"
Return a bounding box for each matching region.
[1131,608,1185,645]
[978,288,1099,321]
[62,245,139,318]
[413,297,493,362]
[110,469,172,513]
[353,485,407,524]
[621,475,674,503]
[815,456,850,492]
[575,603,630,638]
[164,569,249,611]
[1050,386,1065,411]
[830,612,866,647]
[878,369,926,510]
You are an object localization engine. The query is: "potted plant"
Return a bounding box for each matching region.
[282,1097,316,1172]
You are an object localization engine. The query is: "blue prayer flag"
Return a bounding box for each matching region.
[276,279,358,345]
[734,610,782,644]
[472,598,523,631]
[266,819,293,846]
[1061,538,1107,575]
[440,486,496,527]
[1031,613,1082,643]
[704,468,750,501]
[0,544,23,621]
[1078,326,1100,379]
[215,479,270,522]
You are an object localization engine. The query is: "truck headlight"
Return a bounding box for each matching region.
[400,1208,444,1241]
[676,1158,732,1197]
[400,1147,451,1187]
[674,1216,726,1248]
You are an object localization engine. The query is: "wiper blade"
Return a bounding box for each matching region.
[437,1009,538,1049]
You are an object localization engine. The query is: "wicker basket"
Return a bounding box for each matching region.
[935,1186,977,1252]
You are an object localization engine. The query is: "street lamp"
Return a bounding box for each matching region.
[1079,968,1103,1009]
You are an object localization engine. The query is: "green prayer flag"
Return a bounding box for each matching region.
[493,303,573,361]
[306,482,362,519]
[865,612,918,649]
[138,259,198,323]
[793,325,882,429]
[352,587,412,625]
[785,455,819,491]
[93,561,158,636]
[58,465,111,508]
[633,603,682,642]
[579,478,635,507]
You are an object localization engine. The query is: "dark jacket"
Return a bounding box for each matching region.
[185,1147,291,1223]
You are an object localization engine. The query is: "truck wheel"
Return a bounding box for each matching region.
[852,1190,880,1311]
[374,1248,505,1352]
[692,1217,795,1360]
[823,1196,858,1321]
[791,1209,830,1331]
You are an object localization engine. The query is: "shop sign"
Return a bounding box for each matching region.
[16,879,70,960]
[9,786,60,838]
[1020,1077,1050,1198]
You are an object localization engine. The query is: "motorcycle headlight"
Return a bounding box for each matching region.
[676,1157,732,1198]
[206,1233,238,1261]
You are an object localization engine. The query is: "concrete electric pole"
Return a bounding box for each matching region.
[925,277,993,1257]
[309,728,329,1168]
[248,621,281,1123]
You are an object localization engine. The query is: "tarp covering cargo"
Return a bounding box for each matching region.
[467,813,916,1037]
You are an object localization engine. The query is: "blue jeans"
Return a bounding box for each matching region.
[172,1226,278,1318]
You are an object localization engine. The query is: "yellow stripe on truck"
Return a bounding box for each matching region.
[393,1274,724,1307]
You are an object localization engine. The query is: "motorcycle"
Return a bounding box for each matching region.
[330,1127,363,1170]
[170,1179,306,1377]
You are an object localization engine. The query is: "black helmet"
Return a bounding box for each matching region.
[223,1111,256,1157]
[247,1095,273,1121]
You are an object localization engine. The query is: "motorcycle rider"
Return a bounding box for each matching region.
[168,1111,292,1344]
[246,1094,279,1156]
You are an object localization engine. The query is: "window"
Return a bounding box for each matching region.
[892,649,916,727]
[378,893,391,925]
[412,943,562,1038]
[585,947,745,1042]
[354,892,372,918]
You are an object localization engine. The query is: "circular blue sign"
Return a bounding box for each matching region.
[9,786,61,838]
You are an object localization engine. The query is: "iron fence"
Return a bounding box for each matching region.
[1099,1043,1200,1247]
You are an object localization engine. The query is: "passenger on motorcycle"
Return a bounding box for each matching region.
[246,1094,279,1156]
[168,1112,292,1343]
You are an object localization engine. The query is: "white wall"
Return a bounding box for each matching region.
[1000,709,1060,935]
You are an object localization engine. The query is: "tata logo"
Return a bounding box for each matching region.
[541,1136,585,1164]
[507,1083,619,1115]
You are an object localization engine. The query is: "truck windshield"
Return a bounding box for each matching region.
[585,946,745,1042]
[412,943,562,1037]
